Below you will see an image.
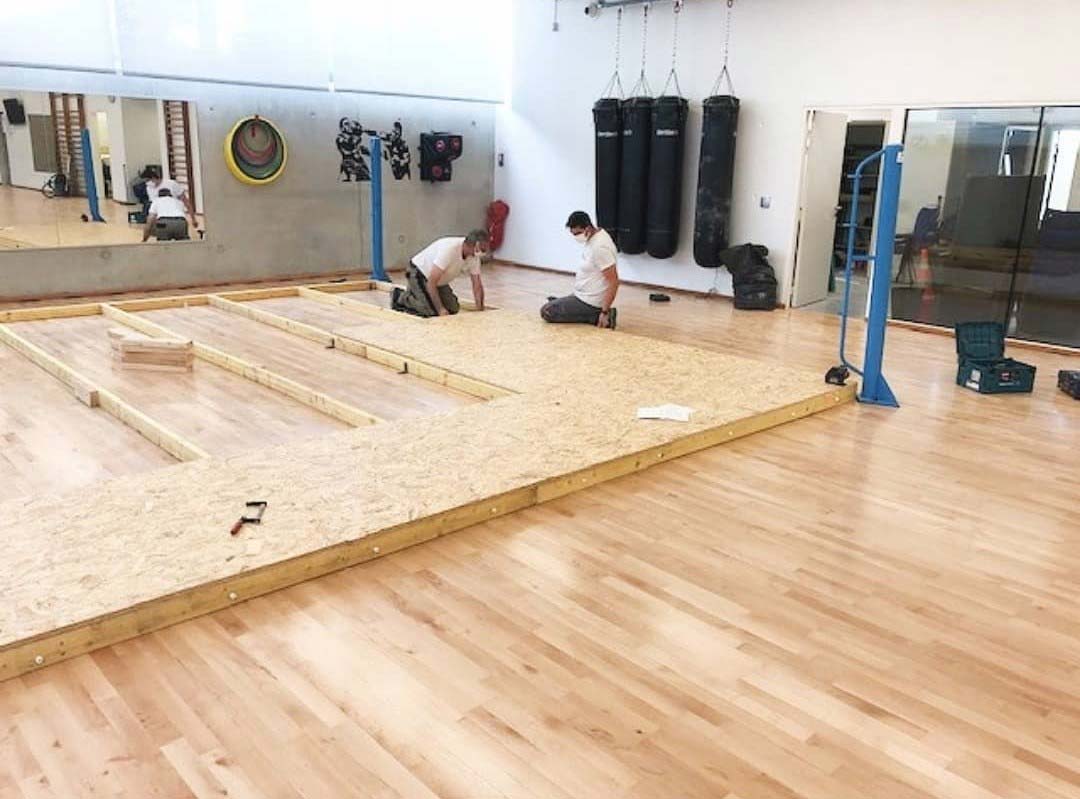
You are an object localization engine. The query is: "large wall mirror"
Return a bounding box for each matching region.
[895,106,1080,348]
[0,90,205,249]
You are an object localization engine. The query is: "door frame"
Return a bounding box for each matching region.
[788,105,902,310]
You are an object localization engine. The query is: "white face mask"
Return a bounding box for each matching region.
[572,232,588,244]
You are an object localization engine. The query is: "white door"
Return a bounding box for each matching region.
[791,111,848,307]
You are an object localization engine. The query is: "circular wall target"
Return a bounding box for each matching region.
[224,116,287,185]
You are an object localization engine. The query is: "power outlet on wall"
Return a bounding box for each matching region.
[759,195,772,209]
[498,152,505,167]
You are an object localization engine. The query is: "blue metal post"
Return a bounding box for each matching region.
[368,135,388,282]
[858,144,902,407]
[81,129,105,223]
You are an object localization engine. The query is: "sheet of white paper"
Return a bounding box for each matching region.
[636,403,694,422]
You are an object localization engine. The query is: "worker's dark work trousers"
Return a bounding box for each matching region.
[153,217,189,241]
[540,294,603,325]
[396,263,460,317]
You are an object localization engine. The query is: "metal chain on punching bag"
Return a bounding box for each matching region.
[711,0,736,96]
[646,0,689,259]
[629,3,653,98]
[617,4,655,254]
[594,8,625,233]
[660,1,682,98]
[694,0,741,268]
[600,8,624,100]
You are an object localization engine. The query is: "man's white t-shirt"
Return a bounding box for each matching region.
[148,195,187,218]
[574,228,618,308]
[412,237,481,285]
[148,178,187,200]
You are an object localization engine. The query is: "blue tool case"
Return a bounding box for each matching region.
[954,322,1036,394]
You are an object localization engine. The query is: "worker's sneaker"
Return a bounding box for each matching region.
[390,287,404,311]
[606,308,618,330]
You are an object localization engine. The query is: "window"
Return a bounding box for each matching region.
[895,106,1080,348]
[28,114,56,173]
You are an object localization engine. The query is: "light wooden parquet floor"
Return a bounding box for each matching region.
[1,264,1078,799]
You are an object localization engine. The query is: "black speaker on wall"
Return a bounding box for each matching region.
[2,99,26,125]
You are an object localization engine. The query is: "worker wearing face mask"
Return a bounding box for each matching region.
[540,211,620,329]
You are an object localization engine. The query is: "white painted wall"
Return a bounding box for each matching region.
[496,0,1080,300]
[122,98,164,188]
[1,0,510,103]
[1,91,54,190]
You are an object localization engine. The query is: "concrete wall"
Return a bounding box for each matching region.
[0,67,496,300]
[496,0,1080,301]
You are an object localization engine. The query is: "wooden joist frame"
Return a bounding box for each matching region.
[100,304,384,427]
[0,323,207,461]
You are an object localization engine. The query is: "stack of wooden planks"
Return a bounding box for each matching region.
[108,327,194,371]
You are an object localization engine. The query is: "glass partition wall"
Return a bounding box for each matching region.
[894,106,1080,348]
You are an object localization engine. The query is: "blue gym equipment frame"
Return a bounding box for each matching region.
[81,128,105,223]
[834,143,902,408]
[368,134,389,282]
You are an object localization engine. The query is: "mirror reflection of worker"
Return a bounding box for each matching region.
[541,211,619,329]
[139,167,198,233]
[142,189,190,241]
[392,230,490,317]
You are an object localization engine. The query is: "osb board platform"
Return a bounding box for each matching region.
[0,308,852,678]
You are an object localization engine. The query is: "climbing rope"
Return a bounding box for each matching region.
[660,0,683,97]
[629,3,653,97]
[710,0,736,96]
[600,7,625,99]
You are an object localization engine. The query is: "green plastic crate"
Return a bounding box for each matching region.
[954,322,1036,394]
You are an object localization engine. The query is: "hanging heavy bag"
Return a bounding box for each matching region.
[616,96,654,254]
[593,98,622,234]
[645,96,688,259]
[693,94,740,267]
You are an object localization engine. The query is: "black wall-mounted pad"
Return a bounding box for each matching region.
[593,98,622,234]
[646,96,689,259]
[616,96,654,255]
[693,95,740,267]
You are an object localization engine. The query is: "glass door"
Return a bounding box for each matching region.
[1011,107,1080,347]
[892,107,1043,331]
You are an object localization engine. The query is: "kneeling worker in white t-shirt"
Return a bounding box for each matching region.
[393,229,490,317]
[142,189,190,241]
[540,211,620,329]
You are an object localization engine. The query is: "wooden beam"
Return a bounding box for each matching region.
[214,286,301,302]
[302,280,374,294]
[0,302,102,323]
[369,280,404,293]
[101,304,383,427]
[110,295,210,313]
[207,295,335,347]
[332,336,514,400]
[205,296,511,401]
[0,384,854,681]
[0,323,207,462]
[96,392,208,462]
[296,287,414,323]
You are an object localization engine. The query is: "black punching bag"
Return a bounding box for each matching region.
[693,95,740,267]
[593,98,622,234]
[646,96,689,259]
[616,96,653,254]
